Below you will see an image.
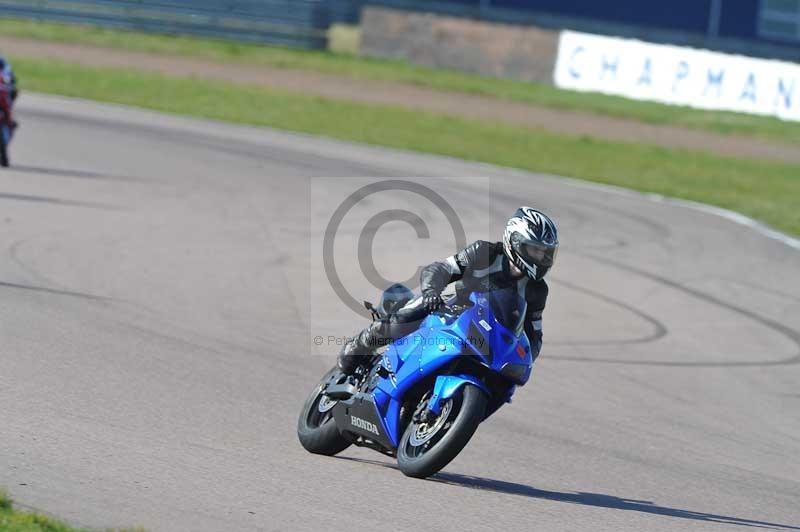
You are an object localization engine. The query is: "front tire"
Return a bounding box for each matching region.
[397,384,487,478]
[297,367,352,456]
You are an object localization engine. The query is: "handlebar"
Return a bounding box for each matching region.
[432,303,470,318]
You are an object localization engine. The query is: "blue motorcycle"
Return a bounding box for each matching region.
[297,286,535,478]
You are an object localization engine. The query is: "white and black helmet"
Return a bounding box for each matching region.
[503,207,558,281]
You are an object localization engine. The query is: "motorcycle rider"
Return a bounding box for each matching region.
[337,206,558,375]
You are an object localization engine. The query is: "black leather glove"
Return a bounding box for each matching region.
[421,290,444,313]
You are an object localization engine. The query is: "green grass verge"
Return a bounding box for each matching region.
[12,57,800,236]
[2,17,800,144]
[0,490,142,532]
[0,490,85,532]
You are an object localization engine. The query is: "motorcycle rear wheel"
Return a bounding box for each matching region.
[297,367,352,456]
[397,384,486,478]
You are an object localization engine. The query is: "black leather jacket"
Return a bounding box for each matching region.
[420,240,548,357]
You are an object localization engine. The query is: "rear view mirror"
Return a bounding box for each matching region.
[364,300,380,321]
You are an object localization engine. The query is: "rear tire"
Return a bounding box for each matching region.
[297,367,352,456]
[397,384,486,478]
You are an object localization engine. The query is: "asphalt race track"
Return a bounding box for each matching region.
[1,94,799,532]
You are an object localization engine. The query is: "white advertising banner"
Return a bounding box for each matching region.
[554,30,800,122]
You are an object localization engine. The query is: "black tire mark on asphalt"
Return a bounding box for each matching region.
[8,164,147,183]
[0,280,109,300]
[550,253,800,367]
[548,277,668,345]
[722,277,800,304]
[0,192,119,210]
[8,234,76,292]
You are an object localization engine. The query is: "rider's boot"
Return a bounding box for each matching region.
[337,320,384,375]
[337,298,428,375]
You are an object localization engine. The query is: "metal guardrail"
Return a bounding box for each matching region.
[0,0,333,48]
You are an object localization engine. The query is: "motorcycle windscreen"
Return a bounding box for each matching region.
[484,287,527,335]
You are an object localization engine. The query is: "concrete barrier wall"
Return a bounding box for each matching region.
[360,6,559,83]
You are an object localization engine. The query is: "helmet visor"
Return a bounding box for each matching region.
[519,241,558,268]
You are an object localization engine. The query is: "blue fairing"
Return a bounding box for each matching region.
[428,375,488,415]
[370,288,534,448]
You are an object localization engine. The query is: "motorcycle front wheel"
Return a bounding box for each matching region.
[397,383,487,478]
[296,367,352,456]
